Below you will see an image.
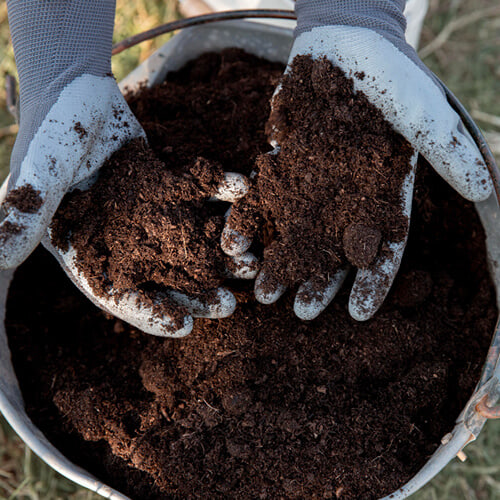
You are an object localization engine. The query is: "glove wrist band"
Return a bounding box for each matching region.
[295,0,407,41]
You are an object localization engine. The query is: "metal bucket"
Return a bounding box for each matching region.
[0,20,499,500]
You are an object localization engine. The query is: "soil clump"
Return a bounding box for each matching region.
[5,49,498,500]
[228,55,414,290]
[4,184,43,213]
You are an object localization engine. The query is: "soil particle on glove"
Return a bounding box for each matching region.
[4,184,43,213]
[5,50,498,499]
[73,122,88,140]
[50,50,283,306]
[0,221,24,244]
[228,55,414,290]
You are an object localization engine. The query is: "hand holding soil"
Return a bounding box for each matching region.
[0,76,191,335]
[0,76,145,270]
[223,55,417,321]
[50,50,283,338]
[49,139,253,337]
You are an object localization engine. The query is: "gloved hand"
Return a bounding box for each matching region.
[222,0,493,321]
[1,0,254,337]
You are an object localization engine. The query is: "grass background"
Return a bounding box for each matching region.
[0,0,499,498]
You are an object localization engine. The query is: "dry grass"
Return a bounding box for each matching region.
[0,0,499,498]
[0,419,101,500]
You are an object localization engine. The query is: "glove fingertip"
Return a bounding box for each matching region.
[169,287,237,319]
[160,314,194,338]
[221,223,252,256]
[227,252,260,279]
[214,172,250,202]
[294,297,322,321]
[208,287,237,318]
[446,160,493,202]
[348,294,376,322]
[254,271,286,304]
[423,129,493,202]
[295,269,349,321]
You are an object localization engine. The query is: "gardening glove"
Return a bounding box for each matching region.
[222,0,493,321]
[2,0,254,338]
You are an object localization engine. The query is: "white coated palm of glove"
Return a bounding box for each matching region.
[0,75,257,337]
[222,26,492,322]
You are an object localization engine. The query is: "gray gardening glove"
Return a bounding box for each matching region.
[222,0,493,321]
[2,0,254,337]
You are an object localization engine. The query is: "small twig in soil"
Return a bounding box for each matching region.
[201,398,220,412]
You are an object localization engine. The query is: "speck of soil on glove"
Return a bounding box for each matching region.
[73,122,88,140]
[228,55,414,292]
[50,50,283,311]
[5,50,498,500]
[4,184,43,213]
[0,221,24,244]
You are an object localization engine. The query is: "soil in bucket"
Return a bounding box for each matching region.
[5,49,498,500]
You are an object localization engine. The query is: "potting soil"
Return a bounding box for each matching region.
[50,138,227,325]
[5,49,498,500]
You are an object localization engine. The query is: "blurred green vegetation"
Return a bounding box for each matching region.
[111,0,180,81]
[419,0,500,144]
[0,0,499,499]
